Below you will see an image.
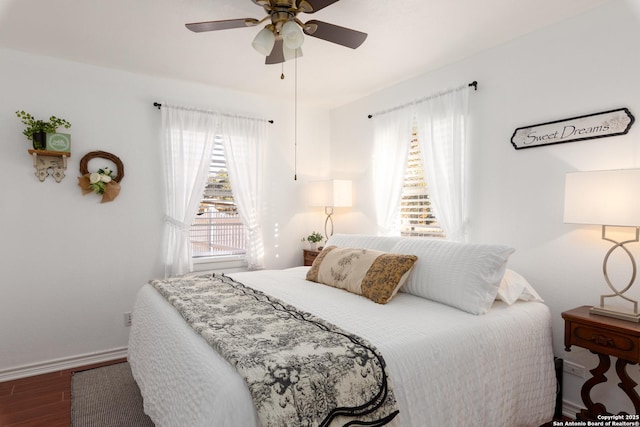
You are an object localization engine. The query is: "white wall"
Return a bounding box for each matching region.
[0,48,330,376]
[330,0,640,415]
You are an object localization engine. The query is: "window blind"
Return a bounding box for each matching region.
[398,131,445,238]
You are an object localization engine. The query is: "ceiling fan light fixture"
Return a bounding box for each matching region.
[281,20,304,49]
[186,0,368,64]
[283,45,303,61]
[252,27,276,56]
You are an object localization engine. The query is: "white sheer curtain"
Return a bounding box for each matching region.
[372,108,414,235]
[415,87,469,242]
[220,115,267,270]
[160,104,218,277]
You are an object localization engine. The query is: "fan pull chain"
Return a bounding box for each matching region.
[281,63,285,80]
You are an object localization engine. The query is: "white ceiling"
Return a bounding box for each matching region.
[0,0,610,109]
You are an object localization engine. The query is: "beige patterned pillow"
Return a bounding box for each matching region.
[306,246,418,304]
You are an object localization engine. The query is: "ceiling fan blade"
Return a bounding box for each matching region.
[303,20,367,49]
[303,0,341,13]
[265,39,285,64]
[186,18,259,33]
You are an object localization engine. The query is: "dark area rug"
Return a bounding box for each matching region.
[71,362,154,426]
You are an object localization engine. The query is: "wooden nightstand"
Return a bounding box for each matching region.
[303,249,321,266]
[562,305,640,419]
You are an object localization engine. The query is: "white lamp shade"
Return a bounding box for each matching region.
[564,169,640,226]
[283,44,303,61]
[282,20,304,49]
[308,180,353,208]
[252,27,276,56]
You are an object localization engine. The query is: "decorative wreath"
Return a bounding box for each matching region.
[77,151,125,203]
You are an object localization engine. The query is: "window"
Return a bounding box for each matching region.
[397,129,445,238]
[190,137,247,258]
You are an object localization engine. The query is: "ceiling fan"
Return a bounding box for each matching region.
[185,0,367,64]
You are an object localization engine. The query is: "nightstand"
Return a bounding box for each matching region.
[562,306,640,419]
[303,249,321,266]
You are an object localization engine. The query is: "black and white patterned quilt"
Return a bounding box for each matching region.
[150,273,399,427]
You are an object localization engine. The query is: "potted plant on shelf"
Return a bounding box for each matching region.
[302,231,324,250]
[15,110,71,151]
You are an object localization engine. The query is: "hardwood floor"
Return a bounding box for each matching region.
[0,358,126,427]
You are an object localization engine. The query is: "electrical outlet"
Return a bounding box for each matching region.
[124,312,132,327]
[563,360,586,378]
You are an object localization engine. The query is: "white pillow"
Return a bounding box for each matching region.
[325,234,404,252]
[496,269,544,304]
[391,238,515,315]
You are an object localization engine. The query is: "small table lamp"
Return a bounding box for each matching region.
[564,169,640,322]
[308,179,353,239]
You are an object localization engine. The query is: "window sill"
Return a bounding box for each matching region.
[192,255,248,273]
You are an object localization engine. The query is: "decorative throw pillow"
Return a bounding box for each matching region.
[391,239,515,315]
[306,246,418,304]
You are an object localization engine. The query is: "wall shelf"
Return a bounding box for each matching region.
[27,149,70,182]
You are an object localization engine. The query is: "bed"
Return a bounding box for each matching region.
[128,235,556,426]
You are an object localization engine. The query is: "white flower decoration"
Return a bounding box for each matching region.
[101,175,112,183]
[89,172,101,184]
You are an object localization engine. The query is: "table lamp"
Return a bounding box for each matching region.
[308,179,352,239]
[564,169,640,322]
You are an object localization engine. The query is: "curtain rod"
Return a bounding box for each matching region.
[367,80,478,119]
[153,102,274,124]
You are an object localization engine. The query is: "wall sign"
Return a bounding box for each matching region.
[510,108,634,150]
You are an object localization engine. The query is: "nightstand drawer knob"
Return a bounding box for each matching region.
[590,334,614,347]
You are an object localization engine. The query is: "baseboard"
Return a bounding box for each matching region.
[0,347,128,382]
[562,398,585,420]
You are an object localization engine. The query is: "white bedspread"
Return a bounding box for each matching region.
[128,267,556,427]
